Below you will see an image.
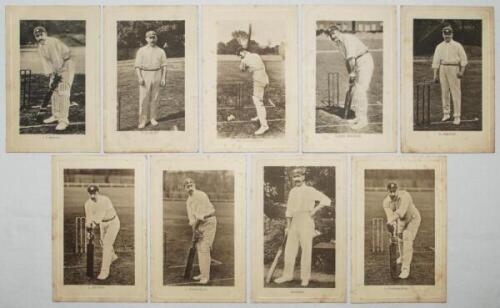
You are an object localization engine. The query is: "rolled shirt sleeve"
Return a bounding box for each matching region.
[457,42,468,67]
[134,48,143,69]
[285,185,331,217]
[186,190,215,225]
[431,44,442,69]
[160,49,168,67]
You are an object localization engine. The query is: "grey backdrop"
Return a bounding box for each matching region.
[1,0,500,307]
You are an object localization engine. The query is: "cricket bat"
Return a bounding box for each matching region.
[39,74,62,110]
[184,221,202,280]
[265,232,288,284]
[86,228,94,278]
[389,229,399,280]
[343,82,354,119]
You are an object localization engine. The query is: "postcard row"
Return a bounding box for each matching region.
[6,5,494,153]
[53,155,447,303]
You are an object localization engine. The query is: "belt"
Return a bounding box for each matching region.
[203,213,215,220]
[440,63,460,66]
[102,215,116,223]
[355,50,370,60]
[139,67,161,71]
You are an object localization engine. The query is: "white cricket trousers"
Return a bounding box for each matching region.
[398,215,421,270]
[196,216,217,280]
[139,70,161,125]
[439,65,462,118]
[352,53,374,124]
[282,212,315,282]
[51,60,75,125]
[99,216,120,276]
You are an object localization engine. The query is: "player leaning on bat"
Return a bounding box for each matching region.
[383,182,421,279]
[237,47,270,136]
[318,24,374,130]
[184,178,217,285]
[34,26,75,131]
[84,185,120,280]
[274,168,332,287]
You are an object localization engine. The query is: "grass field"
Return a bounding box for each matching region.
[163,200,234,286]
[63,187,135,285]
[413,58,482,131]
[217,56,286,138]
[19,74,86,134]
[364,190,435,286]
[316,34,383,134]
[117,58,185,131]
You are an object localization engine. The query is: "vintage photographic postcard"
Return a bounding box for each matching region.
[5,6,100,152]
[52,156,147,302]
[401,6,495,153]
[103,6,198,152]
[150,155,246,302]
[351,156,447,303]
[303,5,397,152]
[252,155,347,302]
[202,6,299,152]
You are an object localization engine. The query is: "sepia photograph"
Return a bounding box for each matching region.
[203,6,298,152]
[116,20,185,132]
[104,6,198,152]
[6,6,100,152]
[162,171,235,287]
[315,20,383,134]
[216,20,285,138]
[151,156,246,302]
[364,170,435,286]
[52,156,147,302]
[303,6,397,152]
[18,20,86,135]
[252,156,346,303]
[351,156,447,303]
[401,6,495,153]
[412,19,482,131]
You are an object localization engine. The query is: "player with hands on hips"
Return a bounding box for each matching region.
[184,178,217,285]
[84,185,120,280]
[431,24,468,125]
[383,182,421,279]
[134,30,168,129]
[274,168,332,287]
[34,26,75,131]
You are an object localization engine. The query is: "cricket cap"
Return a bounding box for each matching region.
[442,25,453,35]
[145,30,157,38]
[33,26,47,35]
[87,185,99,194]
[292,167,306,176]
[387,182,398,192]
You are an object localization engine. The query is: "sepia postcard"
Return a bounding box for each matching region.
[5,6,100,152]
[202,6,299,152]
[401,6,495,153]
[303,5,397,152]
[103,6,198,152]
[252,155,347,302]
[351,156,447,303]
[52,156,147,302]
[150,155,246,302]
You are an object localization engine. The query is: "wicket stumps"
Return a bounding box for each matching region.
[20,69,32,109]
[415,80,433,127]
[75,216,87,254]
[327,72,340,107]
[372,217,384,253]
[223,81,244,109]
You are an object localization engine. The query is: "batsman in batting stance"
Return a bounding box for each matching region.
[34,26,75,131]
[237,47,270,135]
[184,178,217,285]
[432,24,468,125]
[383,182,421,279]
[318,24,374,130]
[134,30,167,129]
[274,168,332,287]
[84,185,120,280]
